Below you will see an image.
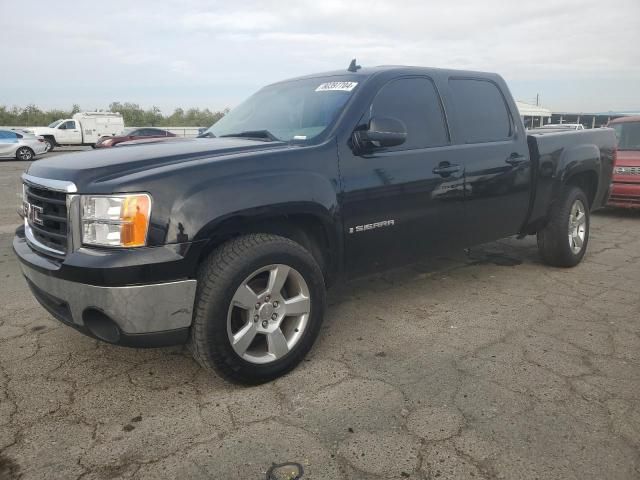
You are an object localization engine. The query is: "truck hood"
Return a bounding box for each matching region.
[25,127,54,135]
[616,150,640,167]
[26,137,290,191]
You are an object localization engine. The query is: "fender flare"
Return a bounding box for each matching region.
[553,143,601,199]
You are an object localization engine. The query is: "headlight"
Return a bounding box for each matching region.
[81,194,151,247]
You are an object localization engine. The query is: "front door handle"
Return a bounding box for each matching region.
[433,163,461,176]
[506,153,527,166]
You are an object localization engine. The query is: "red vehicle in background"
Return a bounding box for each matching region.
[608,116,640,208]
[95,127,176,148]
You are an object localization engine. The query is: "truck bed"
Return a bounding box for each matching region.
[525,128,616,232]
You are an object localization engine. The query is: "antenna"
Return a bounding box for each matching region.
[347,59,361,72]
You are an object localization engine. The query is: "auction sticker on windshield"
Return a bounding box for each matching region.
[315,82,358,92]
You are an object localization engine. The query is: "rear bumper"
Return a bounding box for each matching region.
[14,230,198,347]
[608,182,640,208]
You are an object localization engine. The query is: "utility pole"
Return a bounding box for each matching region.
[536,93,539,106]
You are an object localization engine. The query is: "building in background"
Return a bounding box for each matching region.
[516,99,639,130]
[550,111,640,129]
[516,101,552,129]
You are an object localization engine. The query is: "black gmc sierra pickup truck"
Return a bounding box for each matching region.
[14,64,616,383]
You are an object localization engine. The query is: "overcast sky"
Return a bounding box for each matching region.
[1,0,638,113]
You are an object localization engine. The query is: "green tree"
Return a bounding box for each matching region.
[0,103,227,127]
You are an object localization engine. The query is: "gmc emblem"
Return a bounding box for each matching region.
[24,202,44,226]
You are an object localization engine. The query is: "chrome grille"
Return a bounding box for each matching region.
[614,166,640,176]
[24,183,68,257]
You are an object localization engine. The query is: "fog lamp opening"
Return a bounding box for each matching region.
[82,308,121,343]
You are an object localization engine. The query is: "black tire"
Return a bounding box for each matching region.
[16,147,34,161]
[44,137,55,152]
[537,186,590,267]
[189,234,326,384]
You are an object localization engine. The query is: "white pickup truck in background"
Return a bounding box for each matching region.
[27,112,125,151]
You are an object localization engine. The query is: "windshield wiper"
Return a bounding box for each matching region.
[219,130,279,142]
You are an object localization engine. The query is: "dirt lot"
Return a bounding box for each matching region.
[1,154,639,479]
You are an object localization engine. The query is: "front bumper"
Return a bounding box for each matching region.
[14,231,198,347]
[608,182,640,208]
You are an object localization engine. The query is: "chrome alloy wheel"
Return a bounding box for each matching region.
[227,264,311,364]
[17,147,33,161]
[568,199,587,254]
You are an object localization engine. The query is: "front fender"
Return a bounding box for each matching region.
[166,169,340,246]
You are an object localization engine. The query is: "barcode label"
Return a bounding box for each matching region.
[315,82,358,92]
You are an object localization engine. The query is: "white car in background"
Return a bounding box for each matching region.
[0,129,48,161]
[538,123,585,131]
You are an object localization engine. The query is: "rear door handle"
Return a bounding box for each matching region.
[433,164,461,176]
[506,154,527,166]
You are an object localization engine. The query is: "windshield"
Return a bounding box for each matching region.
[205,76,360,142]
[48,120,63,128]
[612,122,640,150]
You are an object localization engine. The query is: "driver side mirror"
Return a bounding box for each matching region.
[352,116,407,153]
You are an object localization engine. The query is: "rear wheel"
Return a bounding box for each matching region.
[16,147,34,161]
[189,234,326,384]
[537,186,590,267]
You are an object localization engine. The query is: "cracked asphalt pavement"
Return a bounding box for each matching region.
[1,156,639,479]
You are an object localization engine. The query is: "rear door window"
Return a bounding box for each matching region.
[0,130,18,141]
[448,79,512,143]
[139,129,162,136]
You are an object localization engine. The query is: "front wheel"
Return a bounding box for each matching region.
[16,147,34,161]
[43,138,55,152]
[537,186,590,267]
[189,234,326,384]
